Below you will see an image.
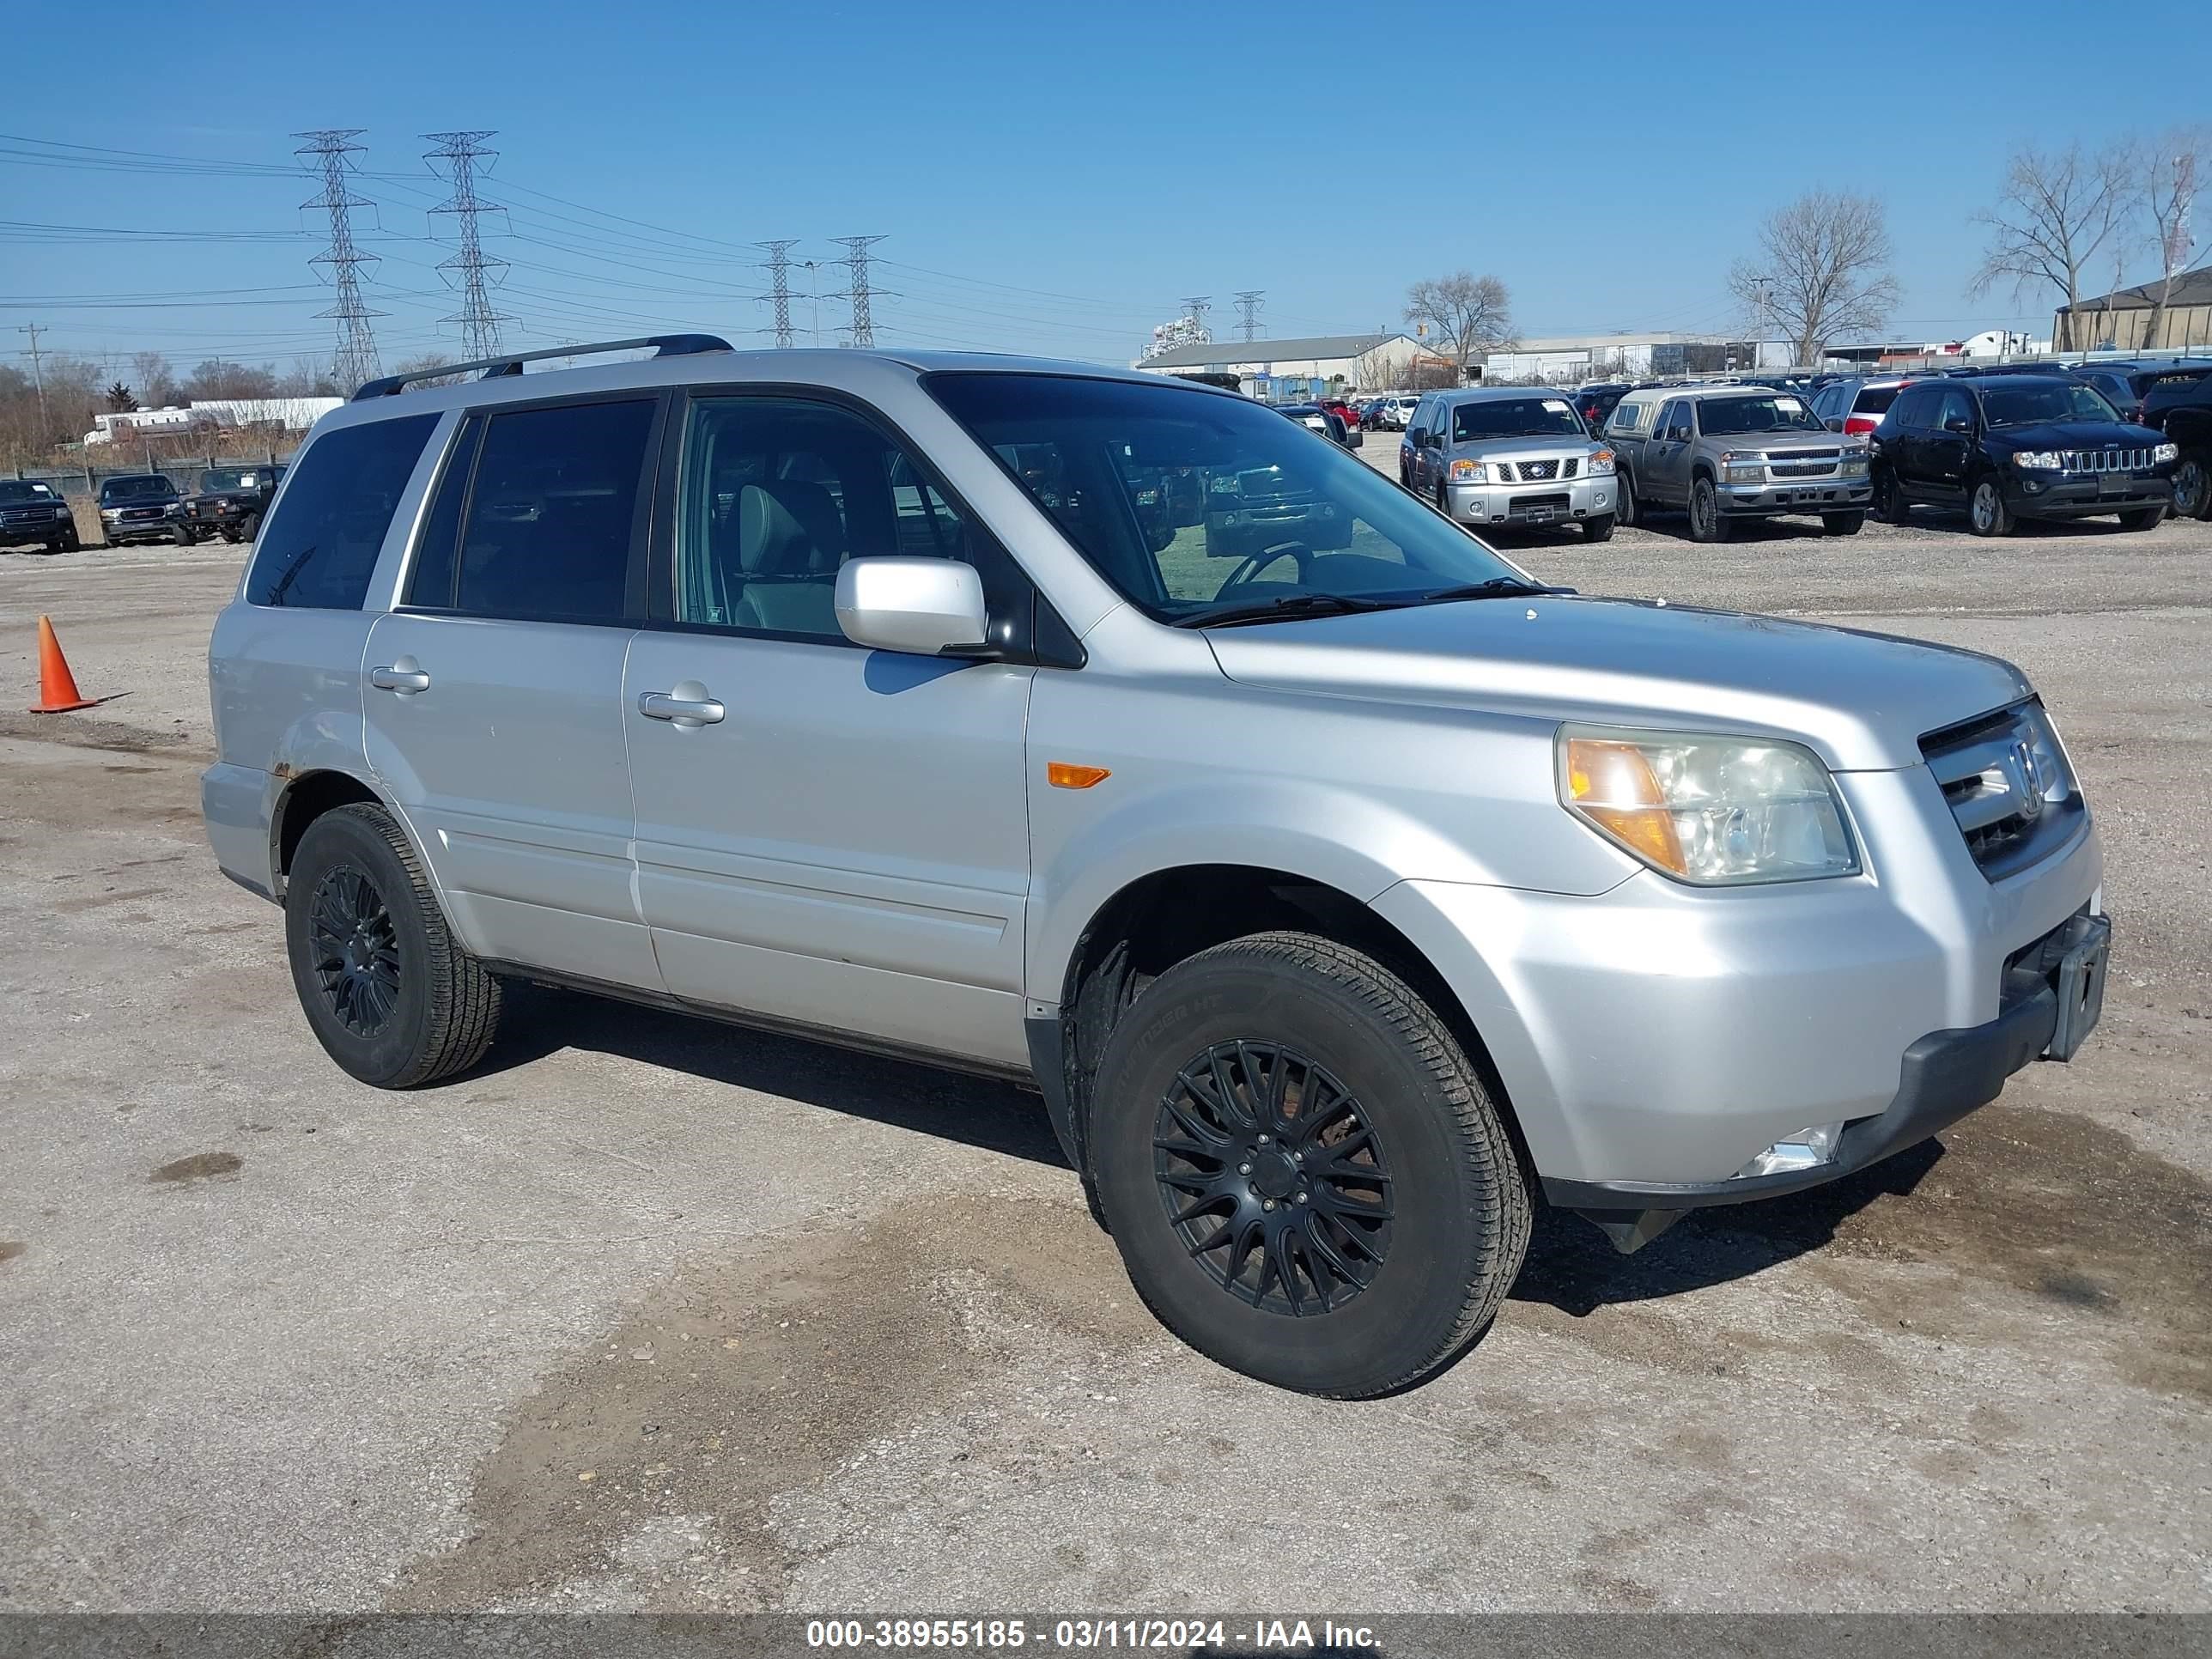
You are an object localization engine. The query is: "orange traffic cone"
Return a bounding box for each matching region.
[31,616,97,714]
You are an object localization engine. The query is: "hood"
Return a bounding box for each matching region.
[1986,419,2164,449]
[1449,433,1596,458]
[1204,595,2030,771]
[1732,430,1845,453]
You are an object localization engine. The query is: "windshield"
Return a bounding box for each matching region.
[199,468,264,491]
[927,373,1528,622]
[0,482,56,502]
[1696,394,1822,435]
[1983,382,2122,427]
[1451,397,1584,442]
[101,476,174,500]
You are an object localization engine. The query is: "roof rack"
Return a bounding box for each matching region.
[352,334,734,400]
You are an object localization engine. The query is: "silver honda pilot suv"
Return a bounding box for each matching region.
[203,336,2111,1397]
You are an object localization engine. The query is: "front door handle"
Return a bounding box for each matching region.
[369,662,431,694]
[638,684,726,727]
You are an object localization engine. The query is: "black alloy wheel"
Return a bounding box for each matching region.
[307,866,402,1037]
[2172,453,2209,520]
[1154,1041,1391,1316]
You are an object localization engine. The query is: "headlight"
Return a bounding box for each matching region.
[1586,447,1616,475]
[1450,459,1488,483]
[1839,456,1869,475]
[2155,441,2179,464]
[2012,450,2063,470]
[1722,461,1765,484]
[100,507,120,519]
[1558,727,1860,885]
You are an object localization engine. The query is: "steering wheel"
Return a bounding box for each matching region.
[1218,539,1315,592]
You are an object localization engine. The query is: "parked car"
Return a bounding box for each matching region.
[1399,387,1616,539]
[1936,362,2081,380]
[95,473,186,546]
[2139,368,2212,519]
[1277,401,1355,448]
[2070,361,2212,427]
[204,335,2112,1398]
[1605,386,1871,539]
[179,463,287,545]
[1868,375,2176,535]
[0,479,80,553]
[1571,383,1632,436]
[1379,395,1419,430]
[1808,375,1911,438]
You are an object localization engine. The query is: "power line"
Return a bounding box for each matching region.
[422,131,508,357]
[1234,290,1265,343]
[295,130,384,390]
[758,240,800,348]
[830,235,890,349]
[18,322,48,430]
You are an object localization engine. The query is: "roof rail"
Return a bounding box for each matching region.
[352,334,734,400]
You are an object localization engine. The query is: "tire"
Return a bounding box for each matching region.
[2173,450,2210,520]
[61,526,80,552]
[240,511,261,542]
[1870,466,1905,524]
[172,523,195,546]
[1399,460,1411,489]
[1968,474,2013,538]
[1615,471,1638,527]
[284,802,501,1089]
[1089,931,1532,1398]
[1582,513,1615,543]
[221,527,241,544]
[1688,475,1732,543]
[2117,506,2166,532]
[1821,510,1864,536]
[1434,478,1449,515]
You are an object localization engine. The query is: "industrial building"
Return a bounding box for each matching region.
[2055,264,2212,354]
[1478,331,1790,384]
[1133,331,1433,398]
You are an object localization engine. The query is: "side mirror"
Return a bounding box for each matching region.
[834,556,989,655]
[1825,417,1844,432]
[1945,416,1974,434]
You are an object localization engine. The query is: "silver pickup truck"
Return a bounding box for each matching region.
[1400,387,1618,539]
[202,337,2110,1397]
[1607,384,1873,539]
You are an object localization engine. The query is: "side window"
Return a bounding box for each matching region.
[244,413,437,609]
[452,398,657,624]
[1894,386,1936,429]
[672,396,1013,641]
[1613,401,1644,435]
[401,414,483,609]
[1936,388,1975,431]
[1656,400,1685,441]
[1408,398,1430,440]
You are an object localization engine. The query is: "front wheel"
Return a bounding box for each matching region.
[1870,466,1905,524]
[285,802,502,1088]
[1582,513,1615,543]
[2117,506,2166,532]
[1821,510,1864,536]
[1090,932,1532,1398]
[172,523,196,546]
[1615,471,1638,527]
[1688,476,1732,543]
[2172,450,2210,520]
[1968,475,2014,538]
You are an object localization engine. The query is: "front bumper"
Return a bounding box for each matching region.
[1447,471,1615,527]
[100,511,179,541]
[1718,474,1872,514]
[0,514,73,545]
[2008,471,2172,518]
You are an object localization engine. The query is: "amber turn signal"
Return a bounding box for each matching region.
[1048,761,1112,790]
[1563,738,1686,874]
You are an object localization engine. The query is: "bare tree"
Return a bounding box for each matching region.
[1404,272,1514,381]
[1969,142,2128,350]
[1729,190,1900,365]
[131,351,181,409]
[2127,127,2209,351]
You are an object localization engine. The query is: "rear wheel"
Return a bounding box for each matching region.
[1968,475,2014,537]
[2170,450,2209,520]
[1090,932,1531,1398]
[1821,510,1864,536]
[1871,465,1905,524]
[1582,513,1615,543]
[2117,506,2166,532]
[285,802,502,1089]
[1688,475,1732,543]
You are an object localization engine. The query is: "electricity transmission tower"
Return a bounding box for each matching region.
[830,236,890,348]
[295,129,384,390]
[17,323,47,434]
[422,131,509,357]
[759,240,801,348]
[1234,290,1265,343]
[1179,295,1212,339]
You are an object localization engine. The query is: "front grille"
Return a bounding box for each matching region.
[1562,458,1580,478]
[1516,459,1560,482]
[2059,447,2153,472]
[1771,459,1838,478]
[121,507,164,520]
[1920,702,2084,881]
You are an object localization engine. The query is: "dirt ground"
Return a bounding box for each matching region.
[1,506,2207,1616]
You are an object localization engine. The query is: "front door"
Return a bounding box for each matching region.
[1926,386,1978,502]
[362,392,664,988]
[1646,399,1692,503]
[623,392,1035,1068]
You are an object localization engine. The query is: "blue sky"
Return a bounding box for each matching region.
[4,0,2207,376]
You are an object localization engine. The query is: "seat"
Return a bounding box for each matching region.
[731,479,844,636]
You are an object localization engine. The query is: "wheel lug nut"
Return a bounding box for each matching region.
[1262,1200,1276,1212]
[1295,1192,1309,1205]
[1258,1133,1271,1145]
[1238,1163,1252,1175]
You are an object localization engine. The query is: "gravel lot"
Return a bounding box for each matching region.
[2,491,2208,1616]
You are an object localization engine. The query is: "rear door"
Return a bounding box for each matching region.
[362,392,665,988]
[621,391,1035,1067]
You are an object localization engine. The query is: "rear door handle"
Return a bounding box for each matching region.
[369,664,431,694]
[638,688,726,727]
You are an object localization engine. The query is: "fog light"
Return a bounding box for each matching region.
[1733,1121,1846,1179]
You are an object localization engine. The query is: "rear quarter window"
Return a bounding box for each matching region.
[245,413,438,609]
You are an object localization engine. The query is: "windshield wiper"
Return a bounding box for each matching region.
[1170,592,1404,629]
[1412,578,1575,605]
